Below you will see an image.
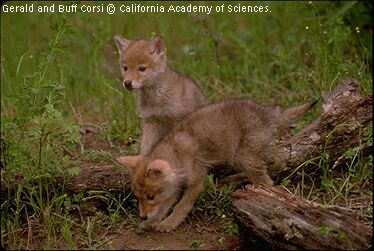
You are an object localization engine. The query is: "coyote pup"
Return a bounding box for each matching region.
[114,35,207,154]
[117,98,317,232]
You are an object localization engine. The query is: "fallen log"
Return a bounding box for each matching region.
[232,185,372,250]
[64,78,372,193]
[66,164,131,194]
[268,78,372,178]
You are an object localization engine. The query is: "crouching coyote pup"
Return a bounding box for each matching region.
[117,98,317,232]
[114,35,207,154]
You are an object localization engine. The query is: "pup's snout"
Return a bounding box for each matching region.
[123,80,133,90]
[140,215,147,220]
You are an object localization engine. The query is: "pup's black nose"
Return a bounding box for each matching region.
[124,80,133,90]
[140,215,147,220]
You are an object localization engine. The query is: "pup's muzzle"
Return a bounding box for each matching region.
[123,80,133,90]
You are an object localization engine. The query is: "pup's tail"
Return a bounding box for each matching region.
[280,99,319,124]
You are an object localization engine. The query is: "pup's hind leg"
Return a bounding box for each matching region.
[234,152,274,186]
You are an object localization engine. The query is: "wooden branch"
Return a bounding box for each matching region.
[0,164,131,196]
[232,185,372,250]
[268,78,372,178]
[67,164,131,194]
[65,78,371,193]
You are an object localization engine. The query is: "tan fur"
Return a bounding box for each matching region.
[117,98,317,232]
[114,35,207,154]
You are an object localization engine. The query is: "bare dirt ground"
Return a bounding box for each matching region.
[108,220,240,250]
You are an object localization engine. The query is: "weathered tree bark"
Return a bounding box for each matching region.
[232,185,372,250]
[64,78,372,193]
[66,164,131,194]
[268,78,372,179]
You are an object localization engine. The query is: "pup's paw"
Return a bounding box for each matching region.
[155,221,177,233]
[140,220,157,231]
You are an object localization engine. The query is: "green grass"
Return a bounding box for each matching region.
[192,175,239,235]
[1,1,372,249]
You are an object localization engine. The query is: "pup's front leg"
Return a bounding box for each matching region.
[156,179,205,232]
[140,192,179,230]
[140,120,161,155]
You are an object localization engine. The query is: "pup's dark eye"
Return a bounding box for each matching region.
[139,66,147,72]
[147,195,154,201]
[123,66,128,71]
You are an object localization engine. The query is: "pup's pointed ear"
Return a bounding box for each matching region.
[116,155,143,173]
[146,159,175,182]
[149,36,165,55]
[114,34,130,53]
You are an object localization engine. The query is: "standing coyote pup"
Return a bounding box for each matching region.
[117,98,317,232]
[114,35,206,154]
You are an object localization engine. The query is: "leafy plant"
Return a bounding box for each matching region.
[1,14,81,249]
